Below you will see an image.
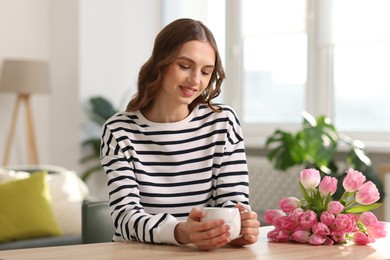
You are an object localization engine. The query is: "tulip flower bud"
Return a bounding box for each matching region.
[320,211,335,226]
[356,181,380,205]
[264,209,285,225]
[319,176,338,196]
[327,201,344,215]
[359,211,378,227]
[300,168,321,189]
[343,168,366,192]
[353,231,373,245]
[367,221,388,239]
[290,230,311,243]
[308,234,326,245]
[278,197,301,213]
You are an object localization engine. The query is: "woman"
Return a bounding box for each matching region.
[100,18,260,251]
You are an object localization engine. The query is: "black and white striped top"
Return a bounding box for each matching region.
[100,104,250,245]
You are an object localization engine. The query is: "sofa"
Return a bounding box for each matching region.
[81,200,114,244]
[0,165,90,250]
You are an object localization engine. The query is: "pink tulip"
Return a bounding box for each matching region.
[290,230,311,243]
[319,176,338,196]
[323,236,334,246]
[367,221,388,239]
[333,214,354,232]
[289,208,305,223]
[267,228,290,242]
[320,211,335,226]
[312,222,331,236]
[278,197,301,212]
[300,168,321,189]
[264,209,286,225]
[355,181,380,205]
[294,224,306,231]
[327,201,344,215]
[353,231,373,245]
[346,213,359,232]
[275,216,297,232]
[359,211,378,227]
[342,168,366,192]
[308,234,326,245]
[300,210,318,229]
[331,230,346,243]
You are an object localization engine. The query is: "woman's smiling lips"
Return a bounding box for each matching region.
[180,86,197,97]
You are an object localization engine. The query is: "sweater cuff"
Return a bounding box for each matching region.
[156,219,181,245]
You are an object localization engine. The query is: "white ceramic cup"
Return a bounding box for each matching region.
[201,207,241,240]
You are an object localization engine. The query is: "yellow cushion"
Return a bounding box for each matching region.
[0,172,62,242]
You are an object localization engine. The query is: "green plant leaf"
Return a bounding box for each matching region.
[299,181,312,204]
[82,138,101,151]
[265,130,304,170]
[80,96,117,181]
[345,203,382,213]
[80,153,100,164]
[265,111,384,204]
[88,96,117,126]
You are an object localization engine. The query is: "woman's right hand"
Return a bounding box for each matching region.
[174,208,231,250]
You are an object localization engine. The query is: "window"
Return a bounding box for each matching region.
[162,0,390,150]
[334,42,390,132]
[229,0,390,149]
[241,0,307,123]
[329,0,390,133]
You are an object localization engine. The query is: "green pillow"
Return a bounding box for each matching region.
[0,172,62,242]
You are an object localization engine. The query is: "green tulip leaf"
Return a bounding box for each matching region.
[345,203,383,213]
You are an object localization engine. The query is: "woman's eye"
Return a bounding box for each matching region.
[179,64,190,69]
[202,71,211,76]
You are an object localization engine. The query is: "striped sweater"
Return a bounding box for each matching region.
[100,104,250,245]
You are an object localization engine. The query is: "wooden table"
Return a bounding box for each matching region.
[1,225,389,260]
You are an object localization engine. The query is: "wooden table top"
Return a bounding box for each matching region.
[1,224,389,260]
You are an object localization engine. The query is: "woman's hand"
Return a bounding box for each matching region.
[229,203,260,246]
[174,208,231,250]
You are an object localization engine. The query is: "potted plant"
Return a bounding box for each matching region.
[80,96,117,181]
[265,111,384,200]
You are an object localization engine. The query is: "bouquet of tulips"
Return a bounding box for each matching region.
[265,168,388,245]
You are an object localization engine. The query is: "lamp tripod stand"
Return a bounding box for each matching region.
[3,94,39,165]
[1,59,50,166]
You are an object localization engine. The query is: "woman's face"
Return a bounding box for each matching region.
[159,40,215,109]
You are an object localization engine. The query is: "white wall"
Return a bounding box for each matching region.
[0,0,51,166]
[49,0,80,173]
[0,0,161,199]
[79,0,161,199]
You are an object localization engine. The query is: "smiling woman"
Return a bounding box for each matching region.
[99,18,260,251]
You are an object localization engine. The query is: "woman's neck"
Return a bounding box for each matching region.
[142,104,190,123]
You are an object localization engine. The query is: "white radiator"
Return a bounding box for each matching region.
[247,156,302,218]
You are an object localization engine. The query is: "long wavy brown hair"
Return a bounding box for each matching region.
[126,18,226,113]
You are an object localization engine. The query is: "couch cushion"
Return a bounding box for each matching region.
[47,171,89,235]
[0,172,62,243]
[0,167,90,236]
[0,169,30,181]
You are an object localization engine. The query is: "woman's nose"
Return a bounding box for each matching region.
[187,71,200,85]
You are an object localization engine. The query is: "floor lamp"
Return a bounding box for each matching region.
[0,59,50,166]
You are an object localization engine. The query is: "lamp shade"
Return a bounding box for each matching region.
[0,59,50,94]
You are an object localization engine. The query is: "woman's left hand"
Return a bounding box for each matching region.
[229,203,260,246]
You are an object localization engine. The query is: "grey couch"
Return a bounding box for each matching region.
[81,200,114,244]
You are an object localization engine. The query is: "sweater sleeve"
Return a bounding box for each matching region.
[100,123,180,245]
[213,108,251,210]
